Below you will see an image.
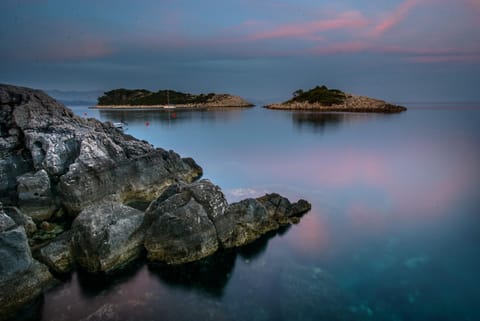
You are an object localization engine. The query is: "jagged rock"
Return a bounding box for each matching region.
[215,198,277,248]
[144,181,311,263]
[144,180,227,264]
[2,206,37,236]
[0,84,202,214]
[0,225,33,278]
[0,260,54,320]
[71,198,145,273]
[37,231,73,274]
[0,208,54,319]
[257,193,311,224]
[0,206,16,231]
[216,194,311,248]
[16,169,57,221]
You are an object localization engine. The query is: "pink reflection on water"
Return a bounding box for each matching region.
[249,136,478,221]
[287,209,330,254]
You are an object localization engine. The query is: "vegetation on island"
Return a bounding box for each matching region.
[286,85,346,106]
[97,89,218,105]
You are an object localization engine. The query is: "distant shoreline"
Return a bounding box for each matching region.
[91,104,254,110]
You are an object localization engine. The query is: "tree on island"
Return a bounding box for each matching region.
[287,85,346,106]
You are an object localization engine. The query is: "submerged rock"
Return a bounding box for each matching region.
[71,197,145,273]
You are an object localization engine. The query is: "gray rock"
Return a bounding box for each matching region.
[71,198,145,273]
[215,198,277,248]
[144,182,311,263]
[0,84,202,214]
[0,211,54,319]
[257,193,311,224]
[16,169,57,221]
[37,231,73,274]
[0,206,16,232]
[0,260,54,320]
[2,206,37,236]
[144,180,227,264]
[0,226,33,280]
[216,194,311,249]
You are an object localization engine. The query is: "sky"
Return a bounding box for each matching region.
[1,0,479,102]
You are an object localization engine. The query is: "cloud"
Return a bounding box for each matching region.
[38,39,114,61]
[371,0,422,37]
[248,11,369,41]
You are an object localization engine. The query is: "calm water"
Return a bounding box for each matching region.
[37,104,480,321]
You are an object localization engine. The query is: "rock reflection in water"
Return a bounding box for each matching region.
[98,108,245,126]
[292,112,379,133]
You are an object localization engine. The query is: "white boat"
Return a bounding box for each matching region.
[164,90,175,109]
[113,121,128,130]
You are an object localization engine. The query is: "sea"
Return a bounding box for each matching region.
[28,102,480,321]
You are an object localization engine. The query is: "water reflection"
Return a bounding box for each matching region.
[98,108,246,126]
[291,112,382,133]
[147,226,291,297]
[148,251,236,297]
[43,106,480,321]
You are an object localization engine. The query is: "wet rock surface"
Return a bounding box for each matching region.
[71,197,145,273]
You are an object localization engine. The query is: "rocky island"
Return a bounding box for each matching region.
[0,84,310,319]
[265,85,407,113]
[95,88,254,109]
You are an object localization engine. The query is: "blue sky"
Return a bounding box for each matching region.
[1,0,479,102]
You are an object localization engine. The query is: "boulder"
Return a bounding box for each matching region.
[215,198,277,248]
[216,194,311,248]
[144,181,311,263]
[71,198,145,273]
[37,231,73,274]
[0,260,54,320]
[2,206,37,236]
[144,180,227,264]
[16,169,57,221]
[0,84,202,214]
[257,193,311,224]
[0,204,54,319]
[0,205,16,231]
[0,225,33,279]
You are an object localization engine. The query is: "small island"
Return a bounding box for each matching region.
[264,85,407,113]
[95,88,254,109]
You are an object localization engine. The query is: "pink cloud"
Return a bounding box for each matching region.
[371,0,422,37]
[248,11,369,41]
[311,41,370,55]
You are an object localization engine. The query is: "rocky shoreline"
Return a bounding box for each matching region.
[265,93,407,113]
[0,84,310,319]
